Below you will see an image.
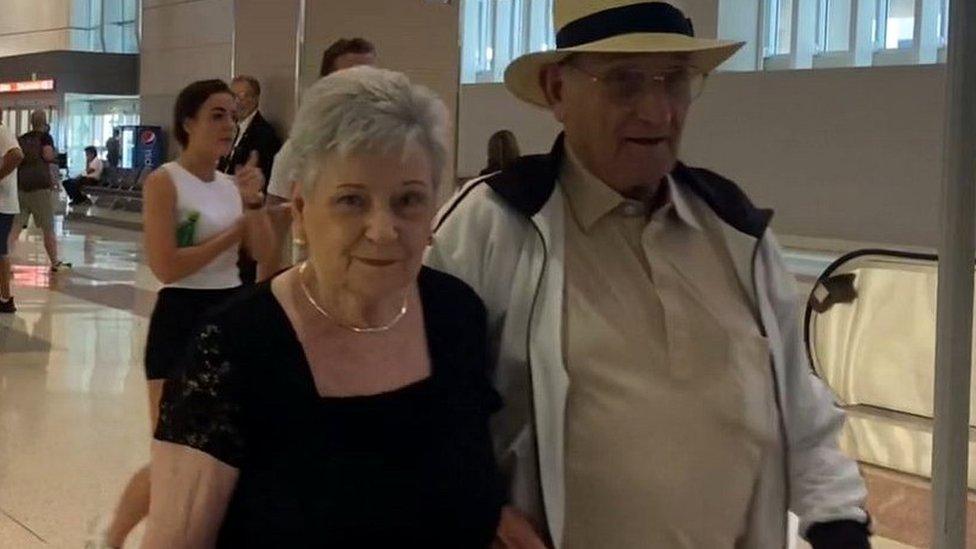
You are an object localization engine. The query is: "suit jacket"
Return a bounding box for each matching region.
[221,111,282,189]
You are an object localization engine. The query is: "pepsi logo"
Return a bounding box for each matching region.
[140,130,156,145]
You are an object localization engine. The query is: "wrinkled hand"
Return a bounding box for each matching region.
[492,506,548,549]
[234,151,265,205]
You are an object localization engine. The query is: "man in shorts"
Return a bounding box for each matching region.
[0,121,24,313]
[11,110,71,272]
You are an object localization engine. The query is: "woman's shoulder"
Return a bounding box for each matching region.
[155,161,182,180]
[419,266,487,320]
[208,282,278,323]
[188,283,299,377]
[143,165,176,196]
[198,283,287,350]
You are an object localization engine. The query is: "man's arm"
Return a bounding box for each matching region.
[265,140,295,201]
[426,180,552,543]
[759,233,870,546]
[0,146,24,181]
[41,133,56,163]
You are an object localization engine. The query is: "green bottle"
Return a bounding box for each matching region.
[176,211,200,248]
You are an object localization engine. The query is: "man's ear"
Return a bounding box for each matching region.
[540,64,568,122]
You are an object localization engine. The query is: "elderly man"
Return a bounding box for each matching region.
[222,75,282,184]
[222,75,282,284]
[426,1,870,547]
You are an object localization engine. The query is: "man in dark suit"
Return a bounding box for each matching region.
[224,75,282,284]
[222,75,282,186]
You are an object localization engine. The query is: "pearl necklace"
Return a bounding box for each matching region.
[298,262,408,333]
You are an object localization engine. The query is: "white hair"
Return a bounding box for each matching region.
[288,66,450,196]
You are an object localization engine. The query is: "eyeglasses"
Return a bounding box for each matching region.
[565,63,707,104]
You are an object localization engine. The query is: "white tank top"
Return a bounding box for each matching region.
[162,162,243,289]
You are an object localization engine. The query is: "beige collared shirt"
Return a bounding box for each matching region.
[560,146,778,548]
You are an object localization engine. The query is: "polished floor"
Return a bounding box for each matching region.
[0,219,155,547]
[0,217,918,548]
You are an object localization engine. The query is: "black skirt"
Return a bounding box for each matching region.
[144,286,240,380]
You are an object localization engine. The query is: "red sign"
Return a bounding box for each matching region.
[0,79,55,93]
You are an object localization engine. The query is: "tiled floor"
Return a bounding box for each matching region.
[0,218,924,548]
[0,220,156,548]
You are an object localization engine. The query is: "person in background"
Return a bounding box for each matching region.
[63,146,102,206]
[427,0,871,547]
[221,75,281,183]
[91,79,275,549]
[46,125,68,218]
[480,129,521,176]
[0,121,24,314]
[142,66,504,548]
[106,128,121,168]
[10,110,70,272]
[221,74,283,285]
[260,37,378,279]
[318,37,378,77]
[266,37,378,206]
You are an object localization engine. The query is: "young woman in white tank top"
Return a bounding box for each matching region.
[92,80,275,549]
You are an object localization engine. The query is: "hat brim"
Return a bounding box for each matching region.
[504,33,745,108]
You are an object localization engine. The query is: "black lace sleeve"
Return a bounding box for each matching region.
[154,323,246,467]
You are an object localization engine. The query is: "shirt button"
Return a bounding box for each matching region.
[620,202,644,217]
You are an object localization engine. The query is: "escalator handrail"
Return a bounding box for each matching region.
[802,248,939,379]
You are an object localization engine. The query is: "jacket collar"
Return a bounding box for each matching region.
[486,133,773,239]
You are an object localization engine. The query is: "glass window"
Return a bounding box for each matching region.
[817,0,852,52]
[70,0,139,54]
[64,95,139,173]
[764,0,794,57]
[71,0,101,51]
[105,0,140,54]
[876,0,916,50]
[938,0,950,46]
[460,0,554,84]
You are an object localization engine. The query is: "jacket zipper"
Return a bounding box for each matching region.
[526,216,553,544]
[751,236,792,544]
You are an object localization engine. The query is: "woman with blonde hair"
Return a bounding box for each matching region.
[480,129,521,176]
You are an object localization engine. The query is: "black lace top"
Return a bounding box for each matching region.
[155,267,505,547]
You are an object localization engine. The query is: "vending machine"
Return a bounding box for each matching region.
[119,125,165,170]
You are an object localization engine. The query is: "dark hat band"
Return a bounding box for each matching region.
[556,2,695,49]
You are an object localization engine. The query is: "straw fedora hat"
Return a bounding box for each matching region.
[504,0,745,108]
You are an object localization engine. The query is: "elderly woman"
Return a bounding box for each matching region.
[142,67,506,547]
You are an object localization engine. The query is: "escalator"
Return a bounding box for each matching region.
[802,249,976,547]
